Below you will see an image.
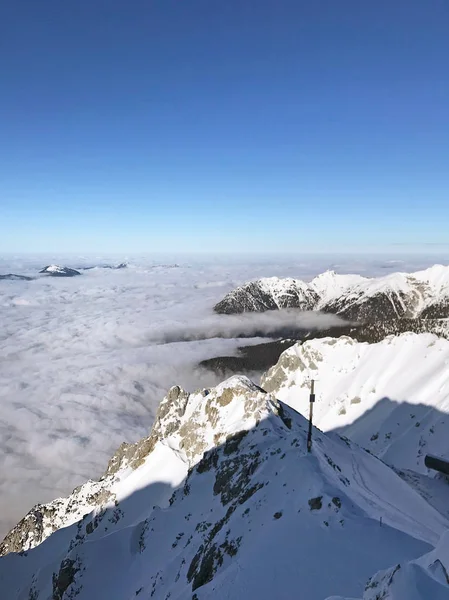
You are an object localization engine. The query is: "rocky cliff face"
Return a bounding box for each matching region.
[1,373,448,600]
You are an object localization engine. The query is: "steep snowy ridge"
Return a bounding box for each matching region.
[262,332,449,473]
[1,374,448,599]
[214,264,449,321]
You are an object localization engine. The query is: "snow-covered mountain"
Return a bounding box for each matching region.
[262,332,449,474]
[214,265,449,321]
[214,276,320,314]
[39,265,81,277]
[1,374,448,599]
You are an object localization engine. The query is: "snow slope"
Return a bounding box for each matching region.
[1,375,448,599]
[262,332,449,472]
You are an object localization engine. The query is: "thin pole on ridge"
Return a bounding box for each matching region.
[307,379,315,453]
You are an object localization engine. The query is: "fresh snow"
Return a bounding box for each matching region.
[43,265,66,273]
[262,332,449,473]
[310,270,368,304]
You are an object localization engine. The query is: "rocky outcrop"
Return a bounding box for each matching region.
[0,480,114,556]
[104,385,190,476]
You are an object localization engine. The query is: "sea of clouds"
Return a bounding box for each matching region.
[0,252,447,537]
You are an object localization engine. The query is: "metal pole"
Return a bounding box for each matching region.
[307,379,315,453]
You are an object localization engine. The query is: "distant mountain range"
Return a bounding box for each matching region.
[214,265,449,321]
[0,263,129,280]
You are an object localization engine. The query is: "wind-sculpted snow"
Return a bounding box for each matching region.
[1,375,448,600]
[262,332,449,472]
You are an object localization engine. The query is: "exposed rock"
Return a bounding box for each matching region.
[52,558,80,600]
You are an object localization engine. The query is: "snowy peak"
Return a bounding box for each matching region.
[310,270,368,303]
[39,265,81,277]
[320,271,428,321]
[214,264,449,321]
[415,264,449,290]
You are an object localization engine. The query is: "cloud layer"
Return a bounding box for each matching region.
[0,253,448,537]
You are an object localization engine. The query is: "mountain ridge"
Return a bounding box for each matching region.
[214,264,449,321]
[1,373,448,599]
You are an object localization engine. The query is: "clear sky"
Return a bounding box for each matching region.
[1,0,448,254]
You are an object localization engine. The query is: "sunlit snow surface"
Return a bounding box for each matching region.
[0,252,448,537]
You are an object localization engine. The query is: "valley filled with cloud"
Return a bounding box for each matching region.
[0,252,446,537]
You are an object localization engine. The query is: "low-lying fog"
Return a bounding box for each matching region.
[0,253,443,537]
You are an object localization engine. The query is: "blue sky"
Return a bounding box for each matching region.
[1,0,448,253]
